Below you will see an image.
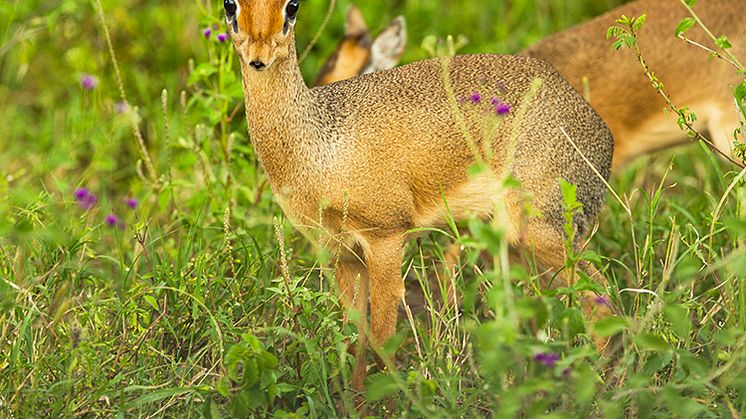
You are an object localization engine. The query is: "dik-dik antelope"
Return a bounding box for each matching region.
[314,6,406,86]
[524,0,745,169]
[225,0,613,392]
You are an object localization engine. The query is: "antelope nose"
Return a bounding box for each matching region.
[249,60,266,70]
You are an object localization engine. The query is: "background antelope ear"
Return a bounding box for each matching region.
[345,5,368,37]
[366,16,407,73]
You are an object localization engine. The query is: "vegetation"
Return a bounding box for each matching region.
[1,0,744,416]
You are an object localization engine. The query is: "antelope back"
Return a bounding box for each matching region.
[523,0,745,167]
[314,6,406,86]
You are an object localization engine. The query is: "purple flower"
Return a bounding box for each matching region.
[203,27,212,38]
[75,188,90,201]
[115,101,128,114]
[105,214,119,227]
[534,352,560,368]
[125,197,138,209]
[594,295,611,306]
[75,188,98,210]
[490,97,511,115]
[80,74,98,90]
[495,103,511,115]
[217,33,229,43]
[469,92,482,104]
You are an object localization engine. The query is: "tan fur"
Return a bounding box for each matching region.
[314,6,406,86]
[229,0,614,394]
[523,0,745,168]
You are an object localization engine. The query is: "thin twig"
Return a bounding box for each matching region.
[93,0,159,184]
[626,20,744,168]
[298,0,337,63]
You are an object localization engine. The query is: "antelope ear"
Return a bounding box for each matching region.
[366,16,407,73]
[345,5,368,37]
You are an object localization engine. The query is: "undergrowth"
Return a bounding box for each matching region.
[1,0,745,417]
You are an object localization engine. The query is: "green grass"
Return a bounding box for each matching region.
[1,0,745,417]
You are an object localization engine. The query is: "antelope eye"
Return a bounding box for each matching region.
[285,0,299,20]
[224,0,237,19]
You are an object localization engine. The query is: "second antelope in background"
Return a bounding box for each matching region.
[314,6,406,86]
[224,0,614,394]
[524,0,745,169]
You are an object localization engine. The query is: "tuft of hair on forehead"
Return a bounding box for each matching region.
[236,0,292,40]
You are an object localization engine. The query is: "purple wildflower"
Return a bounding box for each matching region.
[217,33,229,43]
[75,188,98,210]
[115,101,128,114]
[489,97,511,115]
[105,214,119,227]
[594,295,611,306]
[125,197,138,209]
[75,188,90,201]
[495,103,511,115]
[203,27,212,38]
[80,74,98,90]
[81,194,98,209]
[534,352,560,368]
[469,92,482,104]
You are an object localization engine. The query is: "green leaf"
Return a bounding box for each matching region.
[560,179,578,208]
[634,333,671,352]
[735,80,746,103]
[143,295,159,311]
[242,358,259,388]
[559,307,585,339]
[203,399,222,419]
[632,14,647,31]
[664,304,691,338]
[188,62,218,85]
[216,376,231,397]
[716,35,732,49]
[225,344,251,383]
[127,386,198,407]
[592,316,629,337]
[675,18,696,36]
[366,373,401,401]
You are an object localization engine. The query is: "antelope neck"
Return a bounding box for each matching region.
[240,37,322,183]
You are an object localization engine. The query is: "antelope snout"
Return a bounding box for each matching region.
[245,41,274,71]
[249,61,266,71]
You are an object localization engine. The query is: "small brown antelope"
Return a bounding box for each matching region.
[314,6,406,86]
[524,0,745,169]
[225,0,614,393]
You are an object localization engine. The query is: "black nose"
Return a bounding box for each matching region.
[249,61,266,70]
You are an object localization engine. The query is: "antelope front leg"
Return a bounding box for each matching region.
[366,236,405,360]
[336,250,369,393]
